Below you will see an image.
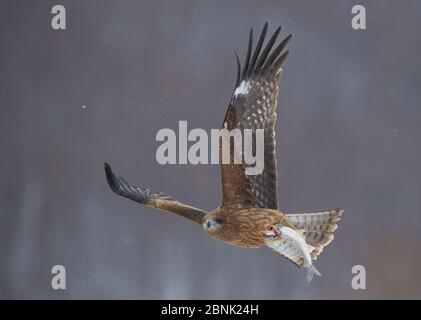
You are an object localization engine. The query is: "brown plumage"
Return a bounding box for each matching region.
[204,207,284,248]
[104,23,344,278]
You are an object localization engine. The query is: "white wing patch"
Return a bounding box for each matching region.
[233,80,251,97]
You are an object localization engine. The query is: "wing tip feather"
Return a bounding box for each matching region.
[104,162,117,191]
[104,162,125,195]
[236,23,292,84]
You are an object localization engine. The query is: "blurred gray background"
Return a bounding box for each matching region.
[1,0,420,299]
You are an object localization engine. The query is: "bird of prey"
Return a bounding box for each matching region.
[105,23,343,281]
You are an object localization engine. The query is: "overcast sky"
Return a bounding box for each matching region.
[1,0,420,299]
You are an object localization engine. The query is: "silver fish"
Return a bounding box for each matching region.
[266,226,321,282]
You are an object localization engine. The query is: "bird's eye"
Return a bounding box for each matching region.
[215,218,223,224]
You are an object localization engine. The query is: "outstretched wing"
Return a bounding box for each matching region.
[221,23,292,210]
[104,163,207,224]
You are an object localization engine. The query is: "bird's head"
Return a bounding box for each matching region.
[202,213,223,233]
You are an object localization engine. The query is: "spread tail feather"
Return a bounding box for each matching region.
[285,208,344,260]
